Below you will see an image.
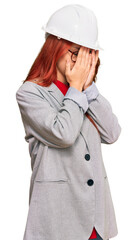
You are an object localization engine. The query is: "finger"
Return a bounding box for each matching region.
[75,46,84,66]
[87,51,92,71]
[81,47,87,66]
[88,49,95,68]
[84,48,90,68]
[86,55,95,80]
[89,55,96,77]
[92,54,96,68]
[95,50,99,64]
[91,49,97,62]
[84,48,91,72]
[89,49,93,65]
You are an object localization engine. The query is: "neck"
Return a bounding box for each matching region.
[56,69,69,87]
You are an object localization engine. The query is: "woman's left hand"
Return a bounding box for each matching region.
[82,49,99,91]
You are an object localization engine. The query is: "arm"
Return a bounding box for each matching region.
[83,82,122,144]
[83,81,99,104]
[16,83,89,148]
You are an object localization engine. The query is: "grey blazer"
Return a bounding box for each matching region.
[16,80,121,240]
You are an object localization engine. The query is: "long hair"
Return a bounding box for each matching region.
[23,34,100,87]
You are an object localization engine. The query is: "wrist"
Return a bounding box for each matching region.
[69,84,83,92]
[83,82,93,91]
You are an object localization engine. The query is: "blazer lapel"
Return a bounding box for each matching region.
[45,82,65,107]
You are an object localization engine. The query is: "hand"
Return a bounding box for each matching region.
[82,50,99,91]
[65,46,92,91]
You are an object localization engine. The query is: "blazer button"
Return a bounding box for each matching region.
[85,154,90,161]
[87,179,94,186]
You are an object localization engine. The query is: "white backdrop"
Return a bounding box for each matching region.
[0,0,137,239]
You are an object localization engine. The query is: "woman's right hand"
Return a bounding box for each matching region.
[65,46,92,92]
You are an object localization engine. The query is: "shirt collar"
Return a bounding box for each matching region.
[53,79,69,96]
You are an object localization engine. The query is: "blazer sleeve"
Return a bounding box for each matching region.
[83,81,100,104]
[84,83,122,144]
[16,83,89,148]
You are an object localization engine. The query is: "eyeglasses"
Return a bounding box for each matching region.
[68,49,79,63]
[68,49,92,63]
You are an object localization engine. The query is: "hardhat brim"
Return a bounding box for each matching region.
[44,30,104,51]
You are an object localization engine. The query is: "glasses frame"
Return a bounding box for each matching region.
[68,49,79,63]
[68,49,92,63]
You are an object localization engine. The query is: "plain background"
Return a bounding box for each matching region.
[0,0,136,239]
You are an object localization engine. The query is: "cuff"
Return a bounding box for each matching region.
[63,86,89,113]
[82,81,99,104]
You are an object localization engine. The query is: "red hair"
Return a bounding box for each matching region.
[23,34,100,87]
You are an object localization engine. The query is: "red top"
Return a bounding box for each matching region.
[53,79,97,239]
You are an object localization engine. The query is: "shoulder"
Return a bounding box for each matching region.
[17,80,38,91]
[16,81,49,98]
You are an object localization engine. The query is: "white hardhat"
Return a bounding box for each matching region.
[41,4,103,51]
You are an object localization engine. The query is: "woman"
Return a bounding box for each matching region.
[16,4,121,240]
